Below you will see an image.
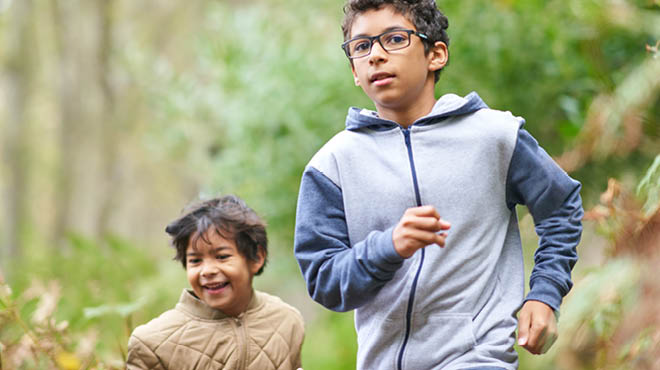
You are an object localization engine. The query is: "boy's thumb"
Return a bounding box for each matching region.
[517,310,530,346]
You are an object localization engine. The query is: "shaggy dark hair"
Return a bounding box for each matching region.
[165,195,268,275]
[341,0,450,82]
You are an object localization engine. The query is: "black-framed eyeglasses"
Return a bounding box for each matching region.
[341,29,428,59]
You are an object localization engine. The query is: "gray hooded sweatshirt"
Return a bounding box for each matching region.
[294,92,582,370]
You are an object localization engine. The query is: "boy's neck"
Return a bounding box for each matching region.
[228,288,255,317]
[374,85,438,128]
[376,98,437,128]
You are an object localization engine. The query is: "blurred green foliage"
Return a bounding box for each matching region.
[1,0,659,368]
[1,234,186,367]
[637,155,660,216]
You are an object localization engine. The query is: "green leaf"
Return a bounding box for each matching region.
[83,297,148,320]
[636,154,660,217]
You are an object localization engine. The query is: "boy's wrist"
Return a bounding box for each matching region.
[380,226,406,264]
[526,276,564,312]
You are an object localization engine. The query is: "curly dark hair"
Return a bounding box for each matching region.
[165,195,268,275]
[341,0,450,81]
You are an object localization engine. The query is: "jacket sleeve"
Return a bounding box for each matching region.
[126,334,165,370]
[294,166,405,312]
[506,128,583,312]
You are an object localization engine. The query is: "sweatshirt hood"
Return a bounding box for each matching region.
[345,91,488,131]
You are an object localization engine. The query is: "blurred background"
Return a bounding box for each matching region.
[0,0,658,368]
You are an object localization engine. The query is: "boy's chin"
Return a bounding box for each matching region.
[369,92,408,109]
[201,296,230,311]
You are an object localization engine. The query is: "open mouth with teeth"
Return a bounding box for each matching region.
[203,282,229,294]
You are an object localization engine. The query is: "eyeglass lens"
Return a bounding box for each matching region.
[347,30,412,58]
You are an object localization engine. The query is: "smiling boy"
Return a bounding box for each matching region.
[184,225,260,317]
[294,1,583,369]
[128,195,304,370]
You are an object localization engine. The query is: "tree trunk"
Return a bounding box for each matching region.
[2,0,35,275]
[95,0,121,239]
[51,0,82,247]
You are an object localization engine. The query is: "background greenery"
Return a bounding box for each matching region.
[0,0,659,369]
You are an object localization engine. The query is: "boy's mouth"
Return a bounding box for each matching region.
[203,282,229,293]
[370,72,395,86]
[369,72,394,82]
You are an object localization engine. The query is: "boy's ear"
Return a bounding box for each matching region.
[250,246,266,275]
[428,41,448,72]
[351,63,361,86]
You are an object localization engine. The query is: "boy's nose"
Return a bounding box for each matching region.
[369,41,388,63]
[201,262,221,276]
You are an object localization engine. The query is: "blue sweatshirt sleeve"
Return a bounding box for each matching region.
[294,166,405,312]
[506,129,583,311]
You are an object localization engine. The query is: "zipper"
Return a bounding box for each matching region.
[397,128,425,370]
[234,317,247,370]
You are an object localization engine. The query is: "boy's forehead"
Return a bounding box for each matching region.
[349,5,415,38]
[187,228,235,252]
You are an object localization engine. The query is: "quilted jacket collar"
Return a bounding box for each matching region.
[176,289,264,320]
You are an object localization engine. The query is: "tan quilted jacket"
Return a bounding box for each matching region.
[126,289,304,370]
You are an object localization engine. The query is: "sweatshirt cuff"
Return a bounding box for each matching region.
[372,226,405,269]
[525,276,564,312]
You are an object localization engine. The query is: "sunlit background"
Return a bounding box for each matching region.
[0,0,659,368]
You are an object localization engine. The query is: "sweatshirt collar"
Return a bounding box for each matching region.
[345,91,488,131]
[176,289,264,320]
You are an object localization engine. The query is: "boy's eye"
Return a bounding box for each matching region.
[217,254,231,260]
[353,40,371,53]
[187,258,201,264]
[384,33,407,46]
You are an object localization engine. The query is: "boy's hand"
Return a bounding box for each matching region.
[392,206,451,258]
[517,300,558,355]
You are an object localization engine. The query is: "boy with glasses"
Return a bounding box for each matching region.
[294,1,583,369]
